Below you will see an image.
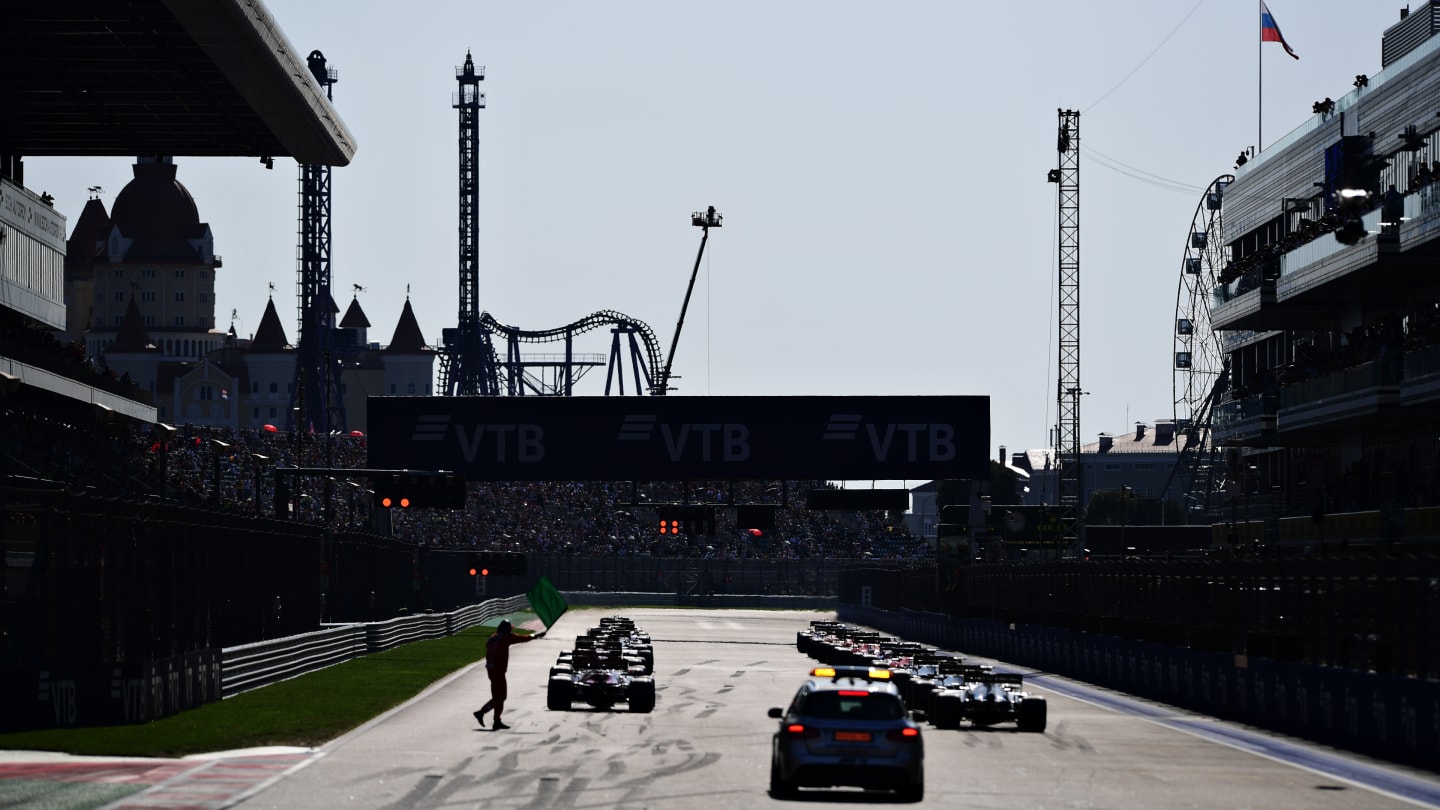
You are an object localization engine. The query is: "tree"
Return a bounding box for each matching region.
[988,460,1023,505]
[1084,487,1182,525]
[1088,484,1146,524]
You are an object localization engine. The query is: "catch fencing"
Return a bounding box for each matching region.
[536,554,846,596]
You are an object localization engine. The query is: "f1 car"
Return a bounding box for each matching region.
[929,670,1046,732]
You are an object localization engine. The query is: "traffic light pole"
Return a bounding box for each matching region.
[271,467,466,518]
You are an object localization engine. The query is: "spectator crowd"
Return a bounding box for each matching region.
[1,410,931,562]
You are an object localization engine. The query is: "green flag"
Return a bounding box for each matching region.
[526,575,568,629]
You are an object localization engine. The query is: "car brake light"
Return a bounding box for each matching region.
[886,727,921,741]
[784,724,821,739]
[837,690,869,696]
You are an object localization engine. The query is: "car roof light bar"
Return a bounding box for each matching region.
[809,665,893,681]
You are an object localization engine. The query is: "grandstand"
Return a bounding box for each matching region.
[1209,6,1440,538]
[2,0,354,729]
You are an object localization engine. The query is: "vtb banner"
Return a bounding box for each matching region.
[367,395,989,481]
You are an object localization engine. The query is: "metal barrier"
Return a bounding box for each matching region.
[222,625,367,697]
[563,591,838,610]
[363,613,450,655]
[220,593,530,697]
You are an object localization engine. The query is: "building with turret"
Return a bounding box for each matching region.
[58,157,434,431]
[63,157,225,363]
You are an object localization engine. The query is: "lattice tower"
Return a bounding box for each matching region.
[440,51,500,396]
[1054,109,1082,550]
[288,50,346,433]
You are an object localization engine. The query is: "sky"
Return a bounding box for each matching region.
[22,0,1409,466]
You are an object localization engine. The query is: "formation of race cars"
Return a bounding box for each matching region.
[796,620,1048,733]
[546,616,656,713]
[534,615,1045,801]
[767,620,1048,801]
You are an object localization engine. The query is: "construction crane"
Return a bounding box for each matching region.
[288,50,346,433]
[440,51,501,396]
[654,206,722,395]
[1048,109,1082,553]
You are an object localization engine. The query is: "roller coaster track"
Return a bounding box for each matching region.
[474,309,665,396]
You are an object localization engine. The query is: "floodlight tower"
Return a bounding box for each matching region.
[288,50,346,433]
[440,51,500,396]
[1049,109,1082,552]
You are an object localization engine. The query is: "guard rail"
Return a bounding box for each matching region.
[221,593,530,696]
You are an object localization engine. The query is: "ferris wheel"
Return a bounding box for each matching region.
[1166,174,1234,517]
[1174,175,1232,423]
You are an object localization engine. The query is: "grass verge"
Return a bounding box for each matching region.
[0,625,510,759]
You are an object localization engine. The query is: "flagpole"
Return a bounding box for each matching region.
[1258,0,1263,150]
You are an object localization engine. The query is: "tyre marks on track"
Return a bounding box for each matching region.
[445,737,722,809]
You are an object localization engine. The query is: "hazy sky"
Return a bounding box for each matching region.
[24,0,1407,463]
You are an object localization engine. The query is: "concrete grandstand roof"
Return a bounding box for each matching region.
[3,0,355,165]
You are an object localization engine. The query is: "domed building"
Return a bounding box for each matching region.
[60,156,435,431]
[71,156,225,365]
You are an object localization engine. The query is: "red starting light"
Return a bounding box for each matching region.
[480,567,490,577]
[381,496,394,508]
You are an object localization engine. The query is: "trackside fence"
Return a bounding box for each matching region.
[840,604,1440,773]
[562,591,837,610]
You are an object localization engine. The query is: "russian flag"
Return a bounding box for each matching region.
[1261,2,1299,60]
